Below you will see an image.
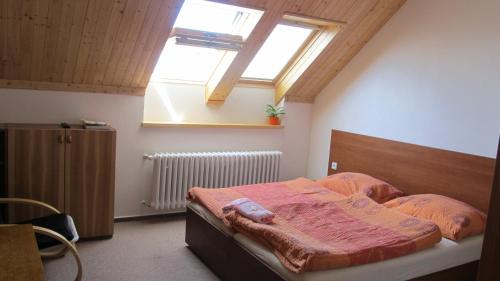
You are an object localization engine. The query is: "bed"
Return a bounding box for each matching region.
[185,130,497,281]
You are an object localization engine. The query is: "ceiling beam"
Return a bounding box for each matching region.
[204,0,288,104]
[0,79,145,96]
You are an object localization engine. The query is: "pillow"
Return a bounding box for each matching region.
[384,194,487,241]
[315,172,404,203]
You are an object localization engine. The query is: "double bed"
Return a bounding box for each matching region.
[185,130,497,281]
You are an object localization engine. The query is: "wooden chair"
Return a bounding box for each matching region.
[0,198,82,281]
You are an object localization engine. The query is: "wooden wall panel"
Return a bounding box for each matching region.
[0,0,405,100]
[328,130,496,213]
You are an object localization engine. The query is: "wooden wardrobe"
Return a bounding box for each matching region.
[3,124,116,239]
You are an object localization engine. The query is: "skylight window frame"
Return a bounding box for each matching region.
[238,14,342,88]
[150,0,264,84]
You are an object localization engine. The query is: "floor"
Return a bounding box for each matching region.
[44,216,219,281]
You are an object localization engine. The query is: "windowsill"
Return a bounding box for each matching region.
[142,121,284,129]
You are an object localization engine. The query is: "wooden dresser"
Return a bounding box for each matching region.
[0,124,116,239]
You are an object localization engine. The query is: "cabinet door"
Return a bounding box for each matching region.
[65,129,116,238]
[7,127,65,222]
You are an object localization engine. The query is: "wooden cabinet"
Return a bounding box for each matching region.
[4,124,116,238]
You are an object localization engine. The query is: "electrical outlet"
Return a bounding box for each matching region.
[331,162,338,170]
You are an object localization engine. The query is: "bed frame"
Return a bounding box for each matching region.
[186,130,498,281]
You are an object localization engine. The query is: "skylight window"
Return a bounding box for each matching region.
[242,24,315,81]
[150,0,262,83]
[173,0,261,39]
[152,40,229,83]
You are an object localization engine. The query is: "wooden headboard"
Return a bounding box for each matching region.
[328,130,496,212]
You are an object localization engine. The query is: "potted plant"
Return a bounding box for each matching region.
[265,104,285,125]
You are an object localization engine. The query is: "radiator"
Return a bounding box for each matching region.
[149,151,282,210]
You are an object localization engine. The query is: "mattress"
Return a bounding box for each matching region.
[187,201,484,281]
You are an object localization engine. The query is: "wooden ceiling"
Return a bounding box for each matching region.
[0,0,405,102]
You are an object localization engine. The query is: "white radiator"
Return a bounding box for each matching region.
[149,151,282,210]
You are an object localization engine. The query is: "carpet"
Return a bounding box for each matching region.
[43,217,219,281]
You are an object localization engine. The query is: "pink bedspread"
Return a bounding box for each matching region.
[188,178,441,273]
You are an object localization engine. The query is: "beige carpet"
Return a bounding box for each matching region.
[43,217,219,281]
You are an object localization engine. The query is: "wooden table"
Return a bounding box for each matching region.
[0,224,45,281]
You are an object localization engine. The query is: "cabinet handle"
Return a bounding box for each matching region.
[58,135,64,144]
[66,135,72,144]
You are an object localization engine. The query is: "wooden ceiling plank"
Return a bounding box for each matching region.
[109,0,152,86]
[40,0,64,81]
[315,0,353,22]
[0,1,8,77]
[62,0,90,83]
[321,1,353,21]
[335,0,361,22]
[19,0,35,81]
[82,0,121,84]
[5,0,23,80]
[287,0,321,15]
[71,0,105,84]
[310,1,402,93]
[204,0,289,103]
[29,0,50,81]
[119,0,163,87]
[129,0,176,87]
[284,0,378,98]
[103,0,149,85]
[51,0,77,82]
[285,95,314,103]
[287,0,405,100]
[310,0,335,19]
[89,0,133,85]
[330,0,404,78]
[134,0,184,87]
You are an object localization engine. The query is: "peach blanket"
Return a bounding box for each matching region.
[187,178,442,273]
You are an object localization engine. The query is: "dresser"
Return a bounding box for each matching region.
[1,124,116,239]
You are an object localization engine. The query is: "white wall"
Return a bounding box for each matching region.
[144,82,275,124]
[0,87,312,218]
[307,0,500,179]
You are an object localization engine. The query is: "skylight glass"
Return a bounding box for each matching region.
[151,40,234,83]
[150,0,262,83]
[242,24,314,81]
[174,0,262,39]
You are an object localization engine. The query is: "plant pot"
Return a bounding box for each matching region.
[268,116,281,125]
